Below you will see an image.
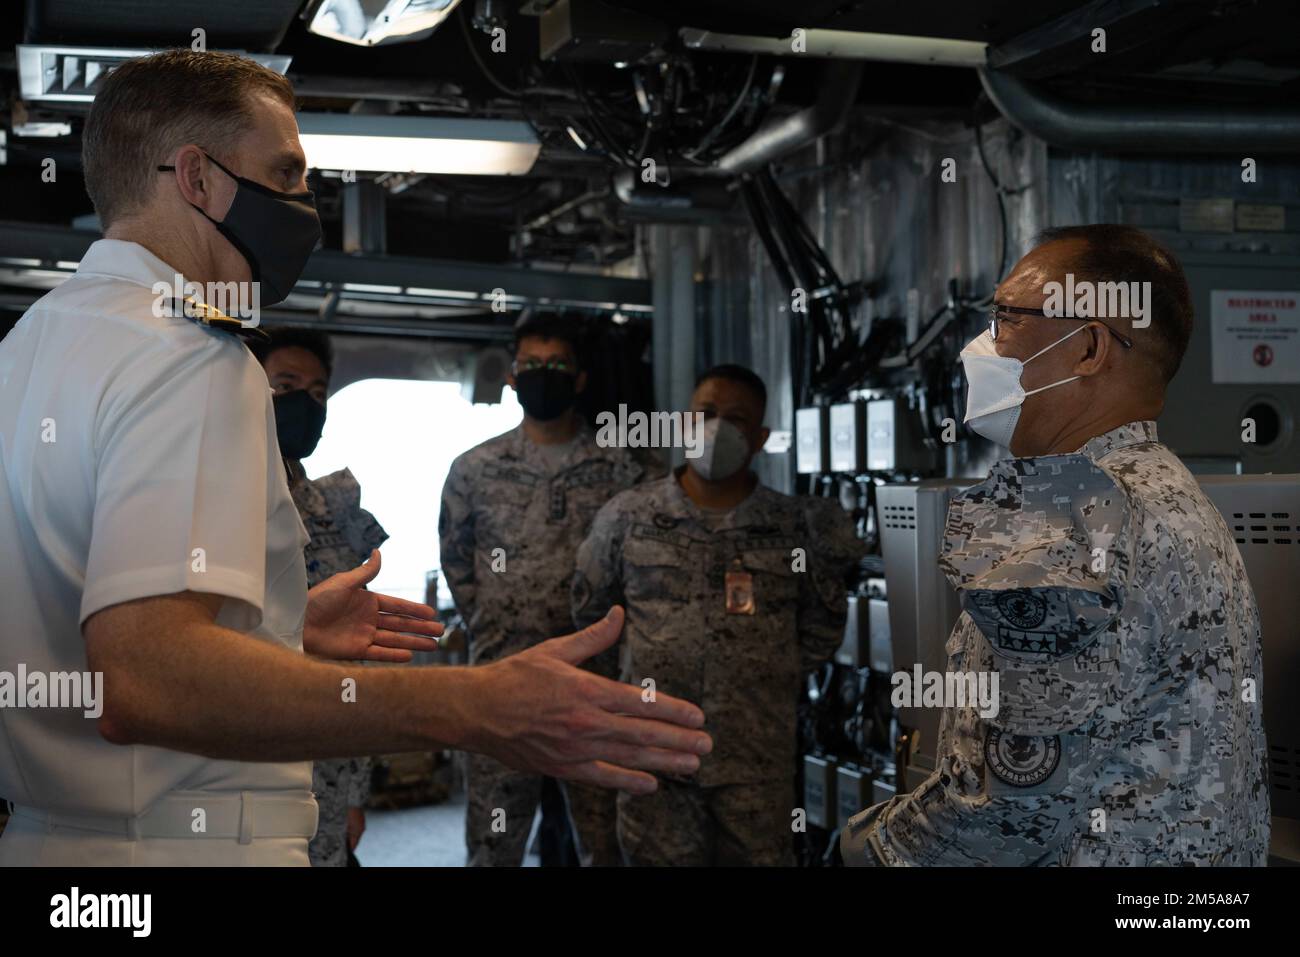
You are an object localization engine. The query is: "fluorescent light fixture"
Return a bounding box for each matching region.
[307,0,464,47]
[680,27,987,67]
[17,45,290,103]
[406,287,480,300]
[297,114,541,175]
[342,283,404,294]
[13,122,73,138]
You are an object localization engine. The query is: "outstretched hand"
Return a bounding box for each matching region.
[303,550,443,662]
[466,606,713,793]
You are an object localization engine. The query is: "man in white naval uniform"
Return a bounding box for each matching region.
[0,49,710,866]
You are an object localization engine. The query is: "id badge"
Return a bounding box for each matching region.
[725,562,755,615]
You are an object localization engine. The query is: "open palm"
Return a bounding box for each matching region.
[303,550,444,662]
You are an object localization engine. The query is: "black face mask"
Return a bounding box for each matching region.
[157,153,321,307]
[273,389,327,461]
[514,368,578,421]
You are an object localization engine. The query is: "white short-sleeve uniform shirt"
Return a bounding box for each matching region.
[0,239,313,863]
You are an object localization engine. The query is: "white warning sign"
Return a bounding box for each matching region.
[1210,290,1300,384]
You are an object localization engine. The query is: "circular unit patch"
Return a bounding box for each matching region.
[984,729,1061,787]
[995,590,1048,629]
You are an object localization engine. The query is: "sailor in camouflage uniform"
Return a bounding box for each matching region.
[255,328,388,867]
[573,366,863,865]
[842,225,1269,866]
[439,316,662,866]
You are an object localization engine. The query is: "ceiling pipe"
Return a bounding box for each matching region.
[979,67,1300,154]
[706,60,865,176]
[680,27,987,67]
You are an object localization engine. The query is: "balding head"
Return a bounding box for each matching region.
[986,225,1192,456]
[1030,225,1193,385]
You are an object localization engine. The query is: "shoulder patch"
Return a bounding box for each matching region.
[995,591,1047,629]
[984,729,1061,788]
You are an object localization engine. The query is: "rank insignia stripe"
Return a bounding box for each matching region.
[167,296,269,343]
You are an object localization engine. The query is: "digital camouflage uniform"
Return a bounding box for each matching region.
[286,460,389,867]
[438,424,661,866]
[842,421,1270,866]
[572,470,863,866]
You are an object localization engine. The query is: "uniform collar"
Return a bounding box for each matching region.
[985,419,1158,482]
[284,458,307,485]
[667,466,769,529]
[507,420,592,467]
[77,238,273,341]
[1078,420,1159,461]
[75,238,186,290]
[505,423,529,458]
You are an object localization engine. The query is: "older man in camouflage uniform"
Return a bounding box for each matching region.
[440,315,662,866]
[255,328,388,867]
[842,225,1270,866]
[573,365,863,865]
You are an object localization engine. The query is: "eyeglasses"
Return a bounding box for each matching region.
[990,304,1134,349]
[512,358,575,375]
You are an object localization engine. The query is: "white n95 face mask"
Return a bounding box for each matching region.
[960,326,1086,448]
[691,418,752,481]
